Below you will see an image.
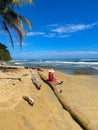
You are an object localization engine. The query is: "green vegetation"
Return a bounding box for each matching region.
[0,0,33,48]
[0,43,12,61]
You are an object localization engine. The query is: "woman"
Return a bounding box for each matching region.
[48,69,63,84]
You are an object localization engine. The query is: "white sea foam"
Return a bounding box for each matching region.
[92,67,98,70]
[42,61,98,65]
[8,59,98,69]
[14,62,22,65]
[8,59,98,75]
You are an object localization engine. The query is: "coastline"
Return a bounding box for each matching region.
[0,64,98,130]
[7,58,98,76]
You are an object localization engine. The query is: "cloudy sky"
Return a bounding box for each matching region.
[0,0,98,59]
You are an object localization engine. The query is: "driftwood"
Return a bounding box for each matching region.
[38,72,96,130]
[0,66,19,72]
[24,66,43,71]
[23,96,34,106]
[0,77,21,81]
[0,66,18,69]
[31,73,41,90]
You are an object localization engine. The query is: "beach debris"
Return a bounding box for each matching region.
[31,73,41,90]
[0,66,18,70]
[0,77,21,81]
[24,66,43,71]
[22,74,29,76]
[58,89,62,93]
[23,96,34,106]
[37,68,43,71]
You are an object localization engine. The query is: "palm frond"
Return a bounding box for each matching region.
[2,18,14,48]
[4,9,29,35]
[18,19,27,37]
[0,0,34,5]
[19,15,32,29]
[10,0,34,6]
[3,12,24,48]
[9,22,23,49]
[5,9,32,32]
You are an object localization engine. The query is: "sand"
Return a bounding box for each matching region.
[0,65,98,130]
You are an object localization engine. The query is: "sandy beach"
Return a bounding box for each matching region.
[0,65,98,130]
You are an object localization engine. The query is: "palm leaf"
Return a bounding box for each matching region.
[18,20,27,37]
[2,18,14,48]
[3,15,23,48]
[19,15,32,29]
[0,0,34,7]
[9,22,23,49]
[9,0,34,6]
[5,9,31,35]
[3,9,31,48]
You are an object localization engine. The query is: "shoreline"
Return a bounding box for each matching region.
[1,62,98,79]
[7,58,98,76]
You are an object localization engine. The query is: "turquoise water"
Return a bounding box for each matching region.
[7,58,98,75]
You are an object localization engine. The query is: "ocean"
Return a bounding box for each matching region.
[7,58,98,75]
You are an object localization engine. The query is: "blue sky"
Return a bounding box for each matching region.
[1,0,98,59]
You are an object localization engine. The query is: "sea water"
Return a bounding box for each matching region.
[7,58,98,75]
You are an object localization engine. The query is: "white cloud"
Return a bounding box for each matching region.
[44,33,56,38]
[27,31,45,36]
[51,22,98,34]
[27,22,98,39]
[58,34,70,38]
